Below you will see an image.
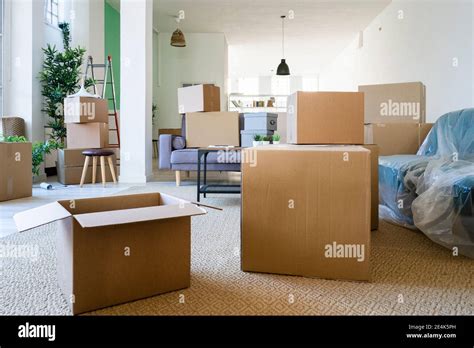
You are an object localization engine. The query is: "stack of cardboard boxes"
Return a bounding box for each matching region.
[242,91,376,282]
[360,82,433,155]
[57,96,118,185]
[177,84,240,147]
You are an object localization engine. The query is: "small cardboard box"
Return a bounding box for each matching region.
[14,192,207,315]
[359,82,426,124]
[66,122,109,149]
[0,142,32,202]
[287,91,364,144]
[178,84,220,114]
[241,145,371,281]
[64,97,109,124]
[364,123,433,156]
[56,148,118,185]
[362,145,379,231]
[185,112,240,148]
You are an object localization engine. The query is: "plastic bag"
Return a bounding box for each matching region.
[412,159,474,258]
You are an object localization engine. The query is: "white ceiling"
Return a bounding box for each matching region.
[151,0,391,76]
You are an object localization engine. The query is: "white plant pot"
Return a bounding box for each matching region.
[252,141,259,147]
[273,141,280,145]
[262,141,270,146]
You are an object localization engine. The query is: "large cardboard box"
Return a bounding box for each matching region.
[362,145,379,231]
[14,192,207,315]
[359,82,426,124]
[0,142,32,202]
[364,123,433,156]
[185,112,240,148]
[287,91,364,144]
[56,148,118,185]
[178,84,220,114]
[241,145,371,281]
[64,97,109,124]
[66,122,109,149]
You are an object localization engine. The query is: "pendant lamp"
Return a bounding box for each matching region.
[276,15,290,75]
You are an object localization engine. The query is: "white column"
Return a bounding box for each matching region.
[119,0,153,183]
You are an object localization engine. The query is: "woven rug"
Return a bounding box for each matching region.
[0,183,472,315]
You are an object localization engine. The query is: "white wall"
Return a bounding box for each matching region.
[319,0,474,122]
[156,32,228,129]
[71,0,104,63]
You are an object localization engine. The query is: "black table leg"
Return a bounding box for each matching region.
[204,152,208,198]
[197,151,202,202]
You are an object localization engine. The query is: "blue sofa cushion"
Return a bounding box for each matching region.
[172,136,186,150]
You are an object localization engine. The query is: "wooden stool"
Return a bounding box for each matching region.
[80,149,117,187]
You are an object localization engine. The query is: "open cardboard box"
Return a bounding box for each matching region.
[14,192,207,315]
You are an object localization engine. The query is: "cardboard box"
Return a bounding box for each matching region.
[241,145,371,281]
[362,145,379,231]
[287,91,364,144]
[64,97,109,124]
[66,122,109,149]
[14,192,207,315]
[178,84,220,114]
[185,112,240,148]
[56,149,118,185]
[364,123,433,156]
[0,142,32,202]
[359,82,426,124]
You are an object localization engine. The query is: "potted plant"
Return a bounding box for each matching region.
[39,22,90,146]
[272,134,281,145]
[252,134,262,147]
[262,135,272,146]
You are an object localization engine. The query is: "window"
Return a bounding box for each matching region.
[271,76,290,95]
[44,0,64,27]
[237,77,259,95]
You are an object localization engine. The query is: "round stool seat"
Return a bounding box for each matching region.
[82,149,115,157]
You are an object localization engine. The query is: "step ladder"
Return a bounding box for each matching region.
[85,55,120,148]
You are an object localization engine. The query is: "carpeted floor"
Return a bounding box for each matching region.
[0,183,473,315]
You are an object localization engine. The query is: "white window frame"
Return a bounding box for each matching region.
[44,0,63,28]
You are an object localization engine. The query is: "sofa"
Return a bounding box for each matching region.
[379,108,474,257]
[159,115,243,186]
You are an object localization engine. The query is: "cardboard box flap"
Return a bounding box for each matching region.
[14,202,72,232]
[73,203,207,228]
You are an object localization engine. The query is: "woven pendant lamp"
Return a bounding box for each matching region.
[171,17,186,47]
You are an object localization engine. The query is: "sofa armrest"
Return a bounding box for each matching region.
[159,134,173,169]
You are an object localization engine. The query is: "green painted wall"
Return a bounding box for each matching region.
[104,2,120,109]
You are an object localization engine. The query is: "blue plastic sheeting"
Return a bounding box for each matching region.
[379,155,432,228]
[412,160,474,258]
[418,108,474,160]
[378,108,474,257]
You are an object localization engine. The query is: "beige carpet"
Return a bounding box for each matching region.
[1,183,473,315]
